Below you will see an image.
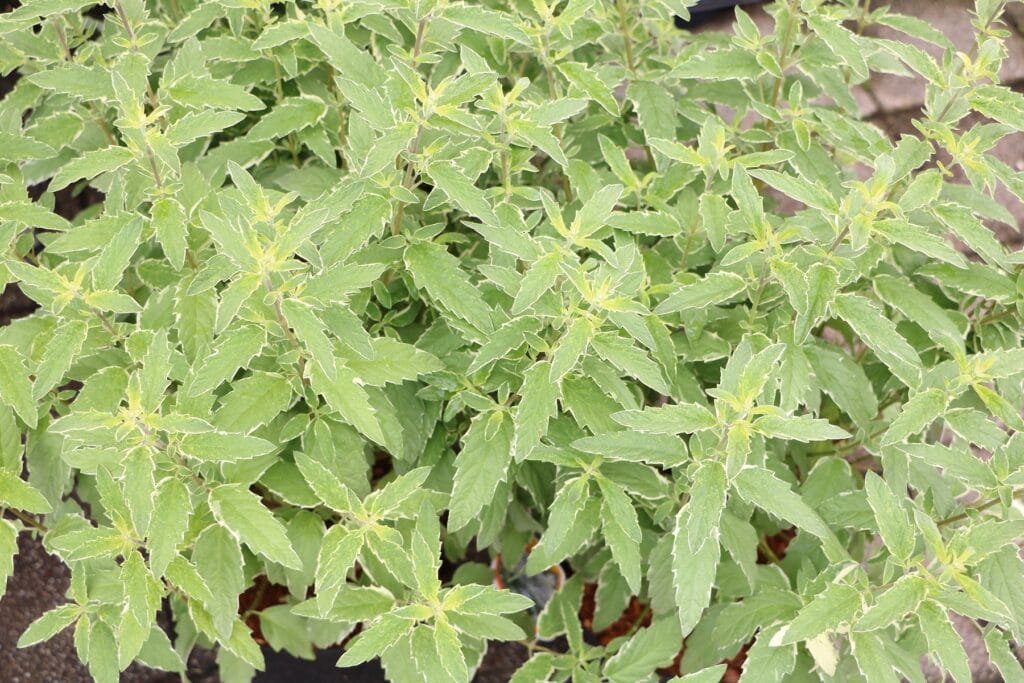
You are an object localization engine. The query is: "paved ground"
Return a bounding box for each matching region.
[2,1,1023,682]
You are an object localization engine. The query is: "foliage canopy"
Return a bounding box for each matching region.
[1,0,1024,681]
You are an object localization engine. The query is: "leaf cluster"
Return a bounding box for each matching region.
[1,0,1024,681]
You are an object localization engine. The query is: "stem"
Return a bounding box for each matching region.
[616,0,637,76]
[391,124,423,236]
[412,16,428,62]
[809,427,887,459]
[937,488,1024,527]
[262,276,308,383]
[930,1,1005,123]
[615,0,657,172]
[517,640,562,656]
[769,0,800,108]
[143,142,163,189]
[540,31,573,203]
[389,17,430,236]
[4,507,49,533]
[978,309,1014,326]
[50,17,118,145]
[745,263,770,327]
[856,0,873,35]
[91,307,121,340]
[828,225,850,253]
[241,578,270,619]
[758,536,781,564]
[112,0,162,120]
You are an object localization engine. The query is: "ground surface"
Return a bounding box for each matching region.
[1,0,1023,681]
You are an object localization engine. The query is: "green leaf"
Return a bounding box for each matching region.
[178,432,275,463]
[295,451,359,514]
[405,241,493,334]
[572,432,687,467]
[512,252,561,314]
[850,631,900,683]
[151,198,188,272]
[628,81,676,166]
[900,169,943,211]
[306,22,385,88]
[0,468,51,513]
[863,472,916,564]
[316,525,365,615]
[603,617,682,683]
[0,201,70,231]
[969,84,1024,131]
[165,110,246,146]
[740,629,796,682]
[873,274,964,353]
[806,15,868,80]
[900,442,999,487]
[192,526,244,639]
[832,294,922,388]
[310,363,386,445]
[684,461,727,553]
[425,160,499,226]
[337,614,415,667]
[749,169,839,213]
[752,414,851,442]
[874,219,966,266]
[186,325,266,397]
[655,272,747,314]
[670,665,730,683]
[448,412,513,532]
[213,372,292,433]
[17,604,81,648]
[606,210,681,237]
[0,133,55,162]
[882,388,947,446]
[611,403,717,435]
[280,298,337,380]
[0,345,37,428]
[148,478,192,577]
[50,146,134,192]
[733,466,845,561]
[93,218,143,291]
[342,337,443,386]
[597,477,642,593]
[672,48,761,80]
[433,620,469,682]
[558,62,619,115]
[778,583,861,644]
[934,203,1007,268]
[795,264,838,342]
[0,519,13,595]
[672,509,718,637]
[209,484,302,570]
[983,629,1024,682]
[526,477,597,574]
[805,344,878,430]
[246,96,327,141]
[512,361,559,462]
[573,184,623,238]
[855,575,928,632]
[166,75,265,111]
[32,320,87,401]
[549,317,594,383]
[917,600,971,683]
[443,5,530,44]
[591,333,669,394]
